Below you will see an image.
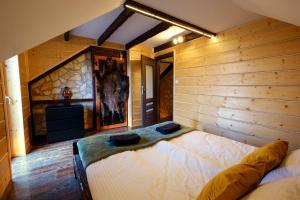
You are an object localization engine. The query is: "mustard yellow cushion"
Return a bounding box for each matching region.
[197,141,288,200]
[197,164,264,200]
[240,140,288,173]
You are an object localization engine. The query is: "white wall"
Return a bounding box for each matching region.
[0,0,123,60]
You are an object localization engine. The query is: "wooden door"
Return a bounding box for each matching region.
[0,62,12,198]
[141,55,156,127]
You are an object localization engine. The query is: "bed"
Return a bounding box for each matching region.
[73,123,300,200]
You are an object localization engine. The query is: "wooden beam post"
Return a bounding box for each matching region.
[64,31,70,41]
[97,8,134,46]
[125,22,170,50]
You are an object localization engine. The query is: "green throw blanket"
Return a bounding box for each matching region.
[77,121,193,169]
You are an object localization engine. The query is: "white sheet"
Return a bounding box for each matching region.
[86,130,256,200]
[242,176,300,200]
[260,149,300,184]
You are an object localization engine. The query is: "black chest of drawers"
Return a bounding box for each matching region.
[45,105,84,143]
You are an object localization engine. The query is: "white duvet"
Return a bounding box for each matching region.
[86,130,256,200]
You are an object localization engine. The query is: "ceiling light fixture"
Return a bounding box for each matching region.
[124,0,216,38]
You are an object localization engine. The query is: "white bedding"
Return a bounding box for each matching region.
[86,130,257,200]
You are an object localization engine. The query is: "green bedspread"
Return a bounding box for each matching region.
[77,121,193,169]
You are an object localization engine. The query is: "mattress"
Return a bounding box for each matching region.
[86,130,257,200]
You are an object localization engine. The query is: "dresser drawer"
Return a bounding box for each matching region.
[47,128,84,143]
[46,117,84,132]
[45,105,85,143]
[46,105,83,120]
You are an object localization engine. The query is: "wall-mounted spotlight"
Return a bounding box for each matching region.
[173,35,184,45]
[124,0,216,38]
[173,38,178,45]
[177,36,184,43]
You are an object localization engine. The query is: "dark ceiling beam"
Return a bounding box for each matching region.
[125,22,170,50]
[97,8,134,46]
[64,31,70,41]
[154,32,200,53]
[124,0,216,38]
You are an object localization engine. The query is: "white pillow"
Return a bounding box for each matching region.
[241,176,300,200]
[260,149,300,185]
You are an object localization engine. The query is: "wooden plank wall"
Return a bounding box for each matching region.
[27,35,125,82]
[0,61,12,198]
[28,35,96,81]
[129,45,154,127]
[157,18,300,149]
[18,52,31,153]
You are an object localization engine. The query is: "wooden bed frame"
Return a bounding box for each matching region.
[73,141,93,200]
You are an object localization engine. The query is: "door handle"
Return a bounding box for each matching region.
[5,96,16,104]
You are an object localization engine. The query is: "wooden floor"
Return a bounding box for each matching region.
[7,127,131,200]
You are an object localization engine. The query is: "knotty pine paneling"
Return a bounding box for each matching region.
[176,101,300,132]
[129,45,154,127]
[176,53,300,77]
[131,60,143,127]
[175,94,300,116]
[175,85,300,100]
[28,35,96,81]
[162,18,300,149]
[176,70,300,86]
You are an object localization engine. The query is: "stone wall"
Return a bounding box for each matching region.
[30,53,93,135]
[31,53,93,100]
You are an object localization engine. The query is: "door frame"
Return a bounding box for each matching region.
[141,55,157,127]
[155,52,174,122]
